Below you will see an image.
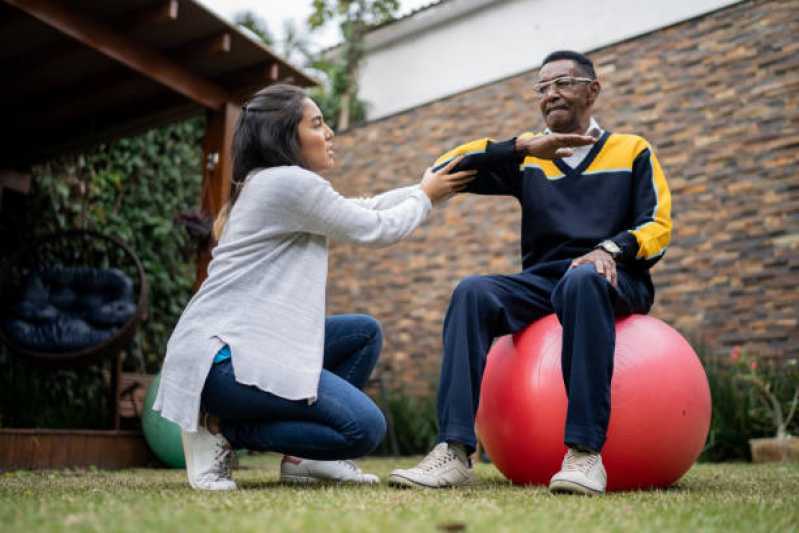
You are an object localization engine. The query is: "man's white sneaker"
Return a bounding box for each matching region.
[388,443,475,488]
[549,448,607,495]
[279,456,380,485]
[181,427,237,491]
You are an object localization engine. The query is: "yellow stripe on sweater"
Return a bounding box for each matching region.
[519,157,564,179]
[631,148,672,259]
[434,138,491,166]
[585,133,647,174]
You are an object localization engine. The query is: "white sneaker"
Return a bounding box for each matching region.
[181,427,237,491]
[549,448,607,495]
[279,456,380,485]
[388,443,474,488]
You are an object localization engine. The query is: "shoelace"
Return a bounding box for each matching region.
[418,446,457,472]
[210,442,234,480]
[563,451,598,473]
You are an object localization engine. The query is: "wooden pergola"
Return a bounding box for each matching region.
[0,0,315,283]
[0,0,315,469]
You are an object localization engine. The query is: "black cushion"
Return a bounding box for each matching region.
[3,317,114,353]
[2,267,136,352]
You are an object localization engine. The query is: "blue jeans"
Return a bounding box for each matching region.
[437,260,654,453]
[201,314,387,460]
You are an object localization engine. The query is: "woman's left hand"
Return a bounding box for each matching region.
[420,156,478,203]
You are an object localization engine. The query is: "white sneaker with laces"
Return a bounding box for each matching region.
[181,427,237,491]
[549,448,607,495]
[279,456,380,484]
[388,443,474,488]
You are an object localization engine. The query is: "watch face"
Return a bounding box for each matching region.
[602,241,621,257]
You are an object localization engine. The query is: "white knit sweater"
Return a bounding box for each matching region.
[154,165,432,431]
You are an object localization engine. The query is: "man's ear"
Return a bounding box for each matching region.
[587,80,601,106]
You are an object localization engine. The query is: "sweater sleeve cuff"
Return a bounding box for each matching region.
[610,231,639,262]
[486,138,520,158]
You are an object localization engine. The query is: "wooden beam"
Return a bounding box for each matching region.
[7,96,201,167]
[0,169,32,194]
[124,0,179,29]
[6,0,230,109]
[20,67,160,128]
[0,1,181,80]
[170,32,232,64]
[0,3,28,35]
[195,102,240,289]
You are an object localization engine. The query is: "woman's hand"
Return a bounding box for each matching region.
[420,156,478,203]
[516,133,596,160]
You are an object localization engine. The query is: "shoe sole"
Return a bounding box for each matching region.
[549,479,604,496]
[387,473,475,489]
[280,474,321,485]
[280,474,379,486]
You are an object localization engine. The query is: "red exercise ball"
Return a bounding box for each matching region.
[476,314,711,491]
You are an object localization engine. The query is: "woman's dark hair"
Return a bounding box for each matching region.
[214,84,308,239]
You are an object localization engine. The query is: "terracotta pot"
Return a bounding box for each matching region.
[749,436,799,463]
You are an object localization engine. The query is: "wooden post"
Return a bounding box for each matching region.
[194,102,239,290]
[110,351,123,430]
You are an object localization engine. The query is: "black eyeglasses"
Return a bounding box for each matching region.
[533,76,594,96]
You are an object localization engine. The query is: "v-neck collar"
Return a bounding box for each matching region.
[554,130,611,179]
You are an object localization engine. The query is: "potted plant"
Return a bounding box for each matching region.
[730,347,799,462]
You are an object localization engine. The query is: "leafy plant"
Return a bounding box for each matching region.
[0,119,204,428]
[233,11,274,47]
[700,347,799,462]
[374,389,438,456]
[308,0,399,130]
[730,347,798,439]
[0,348,112,429]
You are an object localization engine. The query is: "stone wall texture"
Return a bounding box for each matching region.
[324,0,799,395]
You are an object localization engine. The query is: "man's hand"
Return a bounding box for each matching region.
[516,133,596,160]
[569,249,617,287]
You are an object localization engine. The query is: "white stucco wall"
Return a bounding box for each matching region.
[357,0,742,120]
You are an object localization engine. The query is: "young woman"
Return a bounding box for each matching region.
[153,84,475,490]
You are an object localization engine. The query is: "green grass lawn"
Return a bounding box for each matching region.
[1,455,797,533]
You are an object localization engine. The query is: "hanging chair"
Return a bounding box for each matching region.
[0,230,148,370]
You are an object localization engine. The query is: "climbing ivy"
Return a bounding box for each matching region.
[24,118,206,372]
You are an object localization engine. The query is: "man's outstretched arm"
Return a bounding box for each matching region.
[433,133,597,197]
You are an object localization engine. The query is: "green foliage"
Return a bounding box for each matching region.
[730,349,799,439]
[374,390,438,456]
[308,0,399,29]
[700,349,799,462]
[308,0,399,130]
[233,11,274,46]
[308,59,367,130]
[0,119,204,429]
[0,353,112,429]
[29,119,206,372]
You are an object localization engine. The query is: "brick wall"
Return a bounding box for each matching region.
[324,0,799,395]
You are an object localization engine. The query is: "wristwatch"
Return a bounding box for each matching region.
[596,239,622,260]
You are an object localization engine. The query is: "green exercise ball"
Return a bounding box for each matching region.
[141,373,185,468]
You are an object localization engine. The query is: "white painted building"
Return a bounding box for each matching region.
[346,0,742,120]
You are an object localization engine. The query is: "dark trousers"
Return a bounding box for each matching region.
[437,259,654,453]
[202,314,386,460]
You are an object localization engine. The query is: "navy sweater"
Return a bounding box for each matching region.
[434,131,672,273]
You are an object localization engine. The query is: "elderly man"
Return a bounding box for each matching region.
[389,50,672,494]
